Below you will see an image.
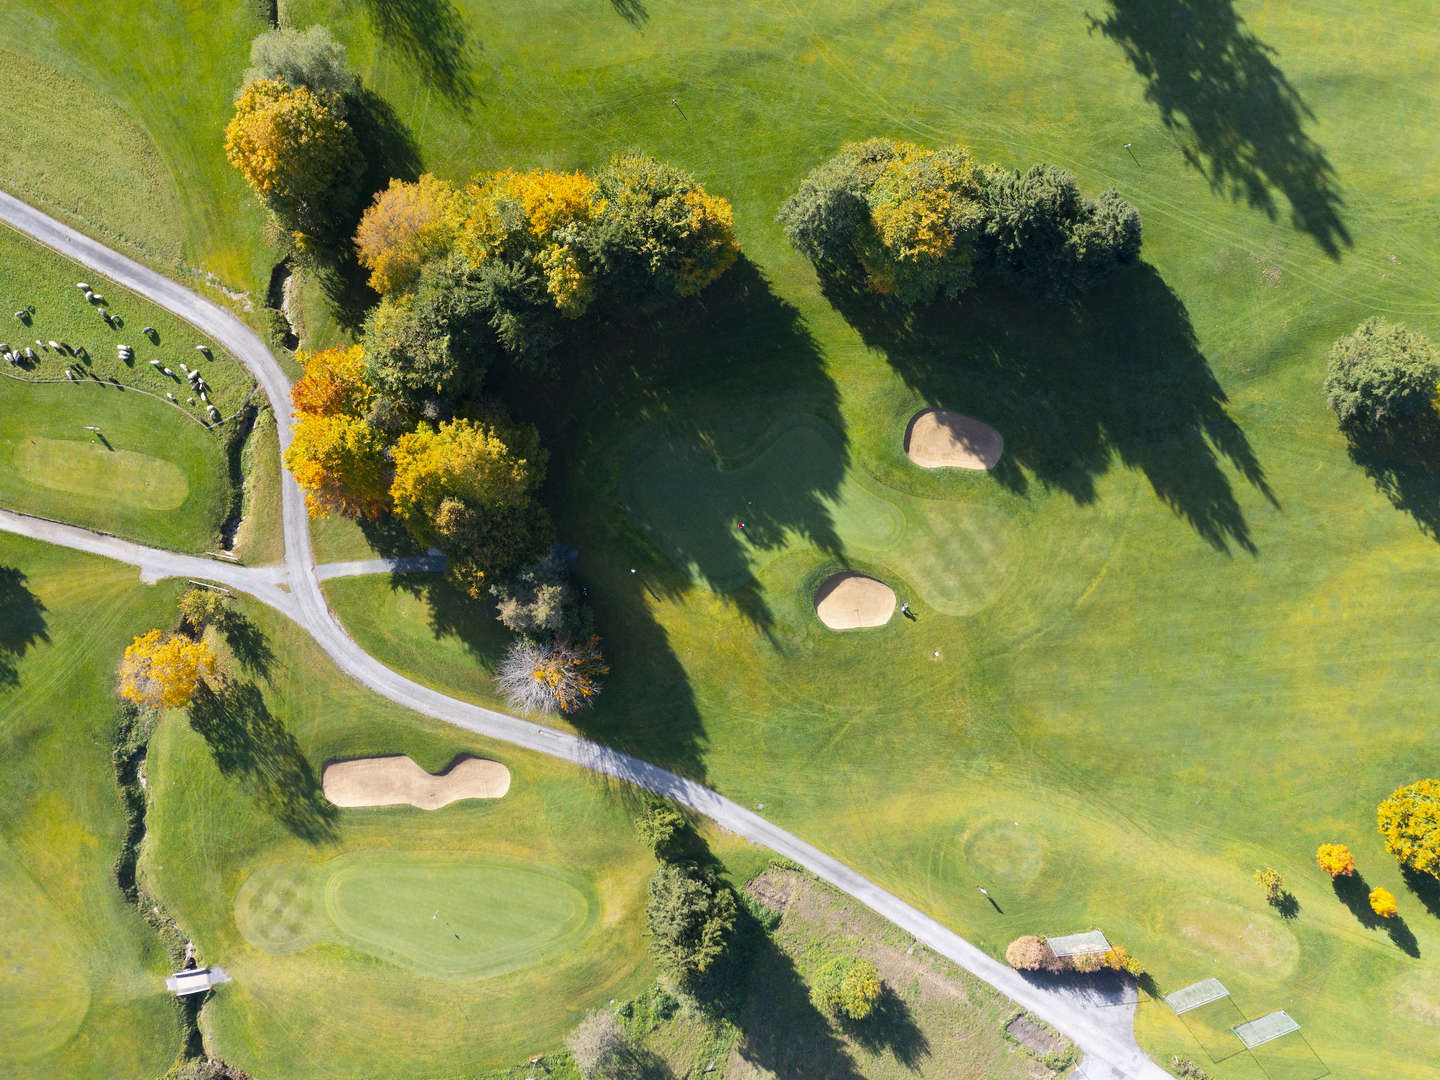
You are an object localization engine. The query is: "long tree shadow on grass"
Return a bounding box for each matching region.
[546,258,848,776]
[0,566,47,688]
[1088,0,1350,257]
[847,985,931,1069]
[356,0,480,110]
[218,611,275,681]
[1344,415,1440,543]
[1401,867,1440,921]
[828,263,1273,554]
[188,679,337,842]
[1332,873,1386,929]
[694,899,865,1079]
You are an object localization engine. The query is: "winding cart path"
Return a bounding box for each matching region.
[0,191,1167,1080]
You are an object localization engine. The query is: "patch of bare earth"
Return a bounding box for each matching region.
[1005,1015,1066,1057]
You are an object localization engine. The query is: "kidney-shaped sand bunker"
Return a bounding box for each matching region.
[322,754,510,810]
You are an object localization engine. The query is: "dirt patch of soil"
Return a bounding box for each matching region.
[1005,1015,1066,1057]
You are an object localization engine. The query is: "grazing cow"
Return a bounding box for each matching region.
[76,282,90,291]
[48,340,60,350]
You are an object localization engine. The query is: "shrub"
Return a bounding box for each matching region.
[496,636,609,714]
[1005,934,1059,972]
[811,954,883,1021]
[1369,887,1398,919]
[1102,945,1143,976]
[1316,843,1357,878]
[644,862,737,983]
[1255,866,1286,905]
[1377,778,1440,880]
[1324,318,1440,432]
[566,1010,629,1079]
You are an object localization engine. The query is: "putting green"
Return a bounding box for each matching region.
[14,436,188,510]
[234,852,595,979]
[622,418,1016,614]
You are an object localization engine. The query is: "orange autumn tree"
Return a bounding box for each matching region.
[118,630,217,709]
[1369,887,1398,919]
[1316,843,1357,878]
[284,346,390,518]
[354,174,460,294]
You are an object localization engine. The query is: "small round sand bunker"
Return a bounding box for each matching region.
[322,754,511,810]
[814,572,896,630]
[904,408,1004,470]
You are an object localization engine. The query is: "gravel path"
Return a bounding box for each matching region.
[0,191,1170,1080]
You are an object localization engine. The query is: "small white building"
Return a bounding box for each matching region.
[165,966,231,997]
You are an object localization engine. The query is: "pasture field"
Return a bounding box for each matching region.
[3,0,1440,1076]
[0,223,256,549]
[0,535,185,1080]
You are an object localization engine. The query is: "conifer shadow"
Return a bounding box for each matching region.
[0,566,47,688]
[356,0,480,110]
[826,263,1273,554]
[188,679,337,841]
[1088,0,1349,257]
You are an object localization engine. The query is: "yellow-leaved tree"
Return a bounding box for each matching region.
[286,412,391,519]
[390,416,549,594]
[284,346,390,519]
[354,174,460,295]
[118,630,217,709]
[1377,778,1440,880]
[1369,887,1398,919]
[1316,843,1357,878]
[224,79,358,233]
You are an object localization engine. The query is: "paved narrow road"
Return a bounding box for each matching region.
[0,192,1169,1080]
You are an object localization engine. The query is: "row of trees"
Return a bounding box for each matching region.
[778,137,1142,303]
[1004,934,1141,976]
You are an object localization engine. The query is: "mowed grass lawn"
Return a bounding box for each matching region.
[140,595,660,1080]
[287,0,1440,1076]
[0,535,185,1080]
[0,6,271,288]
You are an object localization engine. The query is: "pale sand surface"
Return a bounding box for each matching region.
[323,754,511,809]
[814,572,896,629]
[904,408,1004,470]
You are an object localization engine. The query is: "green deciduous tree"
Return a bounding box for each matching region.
[490,550,583,638]
[241,25,354,98]
[644,862,737,983]
[1324,319,1440,433]
[1377,778,1440,880]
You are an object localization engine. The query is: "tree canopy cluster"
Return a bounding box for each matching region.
[778,137,1141,303]
[1324,318,1440,434]
[355,156,739,399]
[117,629,217,709]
